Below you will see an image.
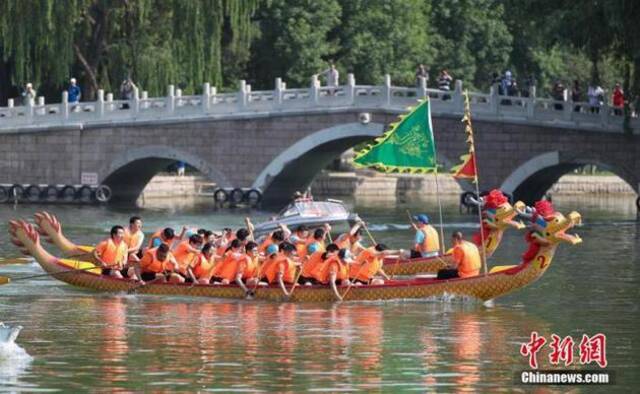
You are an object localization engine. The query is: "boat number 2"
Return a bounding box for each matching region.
[537,255,548,269]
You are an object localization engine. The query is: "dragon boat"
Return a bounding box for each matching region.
[32,193,523,276]
[9,206,581,303]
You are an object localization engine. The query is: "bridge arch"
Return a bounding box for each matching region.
[252,122,386,205]
[500,151,638,203]
[101,145,231,203]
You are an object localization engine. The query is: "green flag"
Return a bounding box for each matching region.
[354,100,437,173]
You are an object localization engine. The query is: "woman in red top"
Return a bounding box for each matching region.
[612,83,624,115]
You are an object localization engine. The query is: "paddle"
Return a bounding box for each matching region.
[0,257,32,265]
[360,220,377,245]
[0,264,103,285]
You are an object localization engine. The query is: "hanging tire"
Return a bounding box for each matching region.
[8,184,25,201]
[25,185,41,202]
[213,188,228,203]
[60,185,77,202]
[43,185,59,202]
[95,185,112,203]
[230,188,245,204]
[460,191,478,208]
[245,189,262,205]
[77,185,94,202]
[0,185,8,203]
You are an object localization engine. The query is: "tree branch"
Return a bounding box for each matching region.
[74,44,99,94]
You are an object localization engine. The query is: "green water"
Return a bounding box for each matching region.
[0,195,638,392]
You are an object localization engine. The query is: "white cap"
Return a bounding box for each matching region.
[26,83,32,88]
[505,70,512,77]
[70,78,76,84]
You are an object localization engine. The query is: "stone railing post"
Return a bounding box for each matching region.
[238,80,247,109]
[600,102,609,125]
[61,91,69,119]
[36,96,45,116]
[97,89,104,117]
[383,74,392,106]
[527,86,536,118]
[417,76,427,100]
[203,82,211,112]
[133,87,140,113]
[106,93,113,112]
[141,91,148,110]
[7,98,14,109]
[490,83,499,114]
[274,77,283,105]
[310,74,319,104]
[563,89,573,121]
[210,86,217,105]
[346,73,355,104]
[166,85,175,113]
[453,80,464,109]
[175,88,183,108]
[246,84,252,105]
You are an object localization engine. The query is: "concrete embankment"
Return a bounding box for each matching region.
[140,172,635,202]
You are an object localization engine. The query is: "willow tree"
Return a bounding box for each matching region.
[0,0,259,102]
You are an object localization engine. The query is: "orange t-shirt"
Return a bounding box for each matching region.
[312,256,348,284]
[95,238,128,268]
[263,255,296,284]
[172,241,199,274]
[123,228,144,252]
[349,248,382,282]
[140,248,176,274]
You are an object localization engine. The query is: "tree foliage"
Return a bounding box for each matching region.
[0,0,637,105]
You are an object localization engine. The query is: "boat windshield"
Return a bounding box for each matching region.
[294,201,348,217]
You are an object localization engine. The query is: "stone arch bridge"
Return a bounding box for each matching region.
[0,76,638,206]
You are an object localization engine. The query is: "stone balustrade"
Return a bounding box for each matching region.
[0,74,636,133]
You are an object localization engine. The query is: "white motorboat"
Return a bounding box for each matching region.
[253,198,359,234]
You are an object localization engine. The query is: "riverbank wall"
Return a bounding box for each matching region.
[140,172,635,201]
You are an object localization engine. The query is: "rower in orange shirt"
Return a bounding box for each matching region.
[123,216,145,258]
[93,225,130,279]
[288,225,310,258]
[311,248,353,301]
[303,225,330,258]
[210,239,243,284]
[191,242,216,284]
[437,232,481,279]
[261,242,297,297]
[299,243,339,285]
[335,221,366,256]
[349,244,393,285]
[139,243,182,283]
[172,234,203,283]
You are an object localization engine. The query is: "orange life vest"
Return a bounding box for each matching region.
[192,253,214,279]
[417,225,440,254]
[240,255,259,279]
[123,228,144,252]
[258,238,275,254]
[313,255,348,284]
[263,254,296,284]
[147,229,173,249]
[349,247,382,282]
[453,240,481,278]
[172,240,199,275]
[301,251,325,278]
[140,248,176,274]
[95,238,128,268]
[213,252,244,281]
[335,234,351,250]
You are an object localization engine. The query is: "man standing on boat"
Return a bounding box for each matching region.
[437,232,481,279]
[411,214,440,258]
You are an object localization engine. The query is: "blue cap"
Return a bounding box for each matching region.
[414,214,430,224]
[266,244,279,255]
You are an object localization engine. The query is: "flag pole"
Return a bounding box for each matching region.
[426,98,446,253]
[463,91,488,275]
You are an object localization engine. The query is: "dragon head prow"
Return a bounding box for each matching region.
[483,191,525,231]
[545,211,582,245]
[8,219,58,263]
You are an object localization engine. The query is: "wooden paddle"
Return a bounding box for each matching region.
[0,264,103,285]
[0,257,32,265]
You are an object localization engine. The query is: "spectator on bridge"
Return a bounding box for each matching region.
[571,80,582,112]
[119,78,138,110]
[612,83,624,116]
[522,75,536,98]
[587,82,604,113]
[21,83,36,105]
[176,161,186,177]
[437,69,452,100]
[551,80,565,110]
[67,78,81,111]
[501,70,514,96]
[318,63,339,95]
[415,64,429,87]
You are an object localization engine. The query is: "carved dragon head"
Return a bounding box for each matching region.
[482,190,525,231]
[540,211,583,245]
